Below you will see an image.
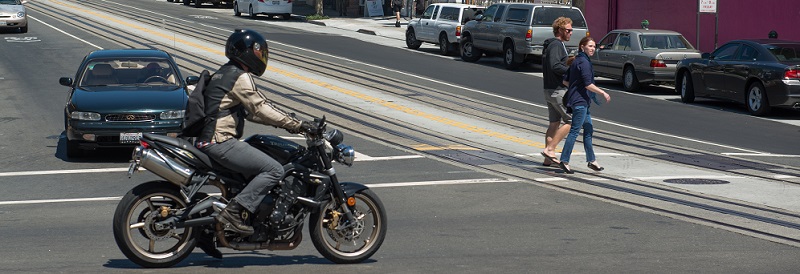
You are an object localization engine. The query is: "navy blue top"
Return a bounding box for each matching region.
[563,52,596,108]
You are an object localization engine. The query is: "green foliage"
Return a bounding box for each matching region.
[306,14,330,20]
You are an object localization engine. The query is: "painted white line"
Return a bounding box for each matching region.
[0,178,517,205]
[366,178,519,188]
[515,152,623,157]
[356,154,424,161]
[28,15,103,50]
[722,153,800,158]
[629,175,744,180]
[775,175,798,179]
[0,168,129,177]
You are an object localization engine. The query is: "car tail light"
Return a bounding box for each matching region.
[786,69,800,79]
[456,26,461,37]
[650,59,667,67]
[258,0,264,2]
[525,29,532,41]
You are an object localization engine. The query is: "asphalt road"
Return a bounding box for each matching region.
[1,0,800,273]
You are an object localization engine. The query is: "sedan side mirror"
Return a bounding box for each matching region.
[59,77,73,87]
[701,52,711,59]
[185,76,199,86]
[474,14,484,21]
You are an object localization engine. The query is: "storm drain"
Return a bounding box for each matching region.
[663,178,731,185]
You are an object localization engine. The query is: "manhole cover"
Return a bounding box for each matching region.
[663,178,730,185]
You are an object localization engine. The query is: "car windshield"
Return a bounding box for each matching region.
[79,58,179,87]
[763,43,800,61]
[639,35,694,50]
[0,0,23,4]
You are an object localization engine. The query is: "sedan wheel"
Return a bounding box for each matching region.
[623,66,640,92]
[679,72,695,103]
[249,5,257,18]
[405,28,422,49]
[746,82,770,116]
[234,3,241,16]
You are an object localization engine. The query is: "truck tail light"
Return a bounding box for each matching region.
[525,29,532,41]
[258,0,265,2]
[456,26,461,37]
[786,69,800,79]
[650,59,667,67]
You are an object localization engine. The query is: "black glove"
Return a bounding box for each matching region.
[288,121,316,134]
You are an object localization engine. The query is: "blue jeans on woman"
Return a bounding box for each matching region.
[559,105,595,164]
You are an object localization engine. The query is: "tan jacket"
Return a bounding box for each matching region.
[212,73,301,143]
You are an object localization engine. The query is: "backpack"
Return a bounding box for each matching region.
[181,66,246,141]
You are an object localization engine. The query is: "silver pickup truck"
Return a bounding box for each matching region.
[460,3,588,70]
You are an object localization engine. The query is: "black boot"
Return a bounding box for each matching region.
[395,20,400,27]
[216,200,254,236]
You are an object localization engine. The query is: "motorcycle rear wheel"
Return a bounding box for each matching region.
[309,189,387,264]
[112,181,196,268]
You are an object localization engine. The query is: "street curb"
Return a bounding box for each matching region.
[305,19,327,26]
[356,29,376,35]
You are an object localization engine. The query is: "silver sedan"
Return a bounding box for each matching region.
[0,0,27,33]
[592,29,700,92]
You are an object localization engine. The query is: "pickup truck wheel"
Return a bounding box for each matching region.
[405,28,422,49]
[503,43,520,70]
[249,5,257,19]
[679,71,695,103]
[194,0,201,7]
[623,66,640,92]
[438,34,452,56]
[234,3,241,16]
[460,36,482,62]
[183,0,190,5]
[746,81,771,116]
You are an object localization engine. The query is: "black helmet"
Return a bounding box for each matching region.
[225,29,269,76]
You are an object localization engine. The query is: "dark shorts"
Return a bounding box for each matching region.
[392,5,403,13]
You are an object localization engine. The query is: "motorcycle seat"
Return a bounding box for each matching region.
[142,133,213,169]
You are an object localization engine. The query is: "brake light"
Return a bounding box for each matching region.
[456,26,461,37]
[525,29,532,41]
[140,140,150,149]
[786,69,800,79]
[287,0,292,3]
[650,59,666,67]
[258,0,264,2]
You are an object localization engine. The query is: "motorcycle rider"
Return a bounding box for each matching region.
[199,29,313,236]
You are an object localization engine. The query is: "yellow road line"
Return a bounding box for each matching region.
[52,0,546,150]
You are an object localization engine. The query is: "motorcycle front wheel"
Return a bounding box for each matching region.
[112,181,196,268]
[309,189,387,264]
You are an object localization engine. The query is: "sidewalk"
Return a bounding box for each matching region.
[293,3,408,41]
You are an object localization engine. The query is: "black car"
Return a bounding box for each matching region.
[59,49,198,158]
[675,39,800,116]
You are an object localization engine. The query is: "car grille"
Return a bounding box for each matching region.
[105,114,156,122]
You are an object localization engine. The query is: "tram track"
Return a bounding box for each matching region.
[28,0,800,247]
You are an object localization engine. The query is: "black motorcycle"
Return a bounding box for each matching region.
[112,117,387,268]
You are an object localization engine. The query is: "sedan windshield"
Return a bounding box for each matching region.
[0,0,22,4]
[640,35,694,50]
[79,58,179,87]
[764,43,800,61]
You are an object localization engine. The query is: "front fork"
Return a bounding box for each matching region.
[314,144,359,225]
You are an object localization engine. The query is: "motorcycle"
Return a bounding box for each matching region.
[112,116,387,268]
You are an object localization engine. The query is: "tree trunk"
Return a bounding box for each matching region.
[315,0,324,16]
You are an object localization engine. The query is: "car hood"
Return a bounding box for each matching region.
[0,5,24,14]
[70,87,187,113]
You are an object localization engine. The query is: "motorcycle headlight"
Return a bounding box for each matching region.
[334,144,354,166]
[70,111,101,121]
[160,110,185,120]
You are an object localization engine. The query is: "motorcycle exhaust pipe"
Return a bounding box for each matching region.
[139,149,194,186]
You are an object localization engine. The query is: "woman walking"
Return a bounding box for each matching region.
[558,36,611,174]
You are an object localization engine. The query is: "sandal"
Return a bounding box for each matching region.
[540,152,560,165]
[558,162,574,174]
[587,162,604,172]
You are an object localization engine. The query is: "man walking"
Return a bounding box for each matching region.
[540,17,573,166]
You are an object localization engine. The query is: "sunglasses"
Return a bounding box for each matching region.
[564,28,574,33]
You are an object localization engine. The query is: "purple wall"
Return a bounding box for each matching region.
[584,0,800,53]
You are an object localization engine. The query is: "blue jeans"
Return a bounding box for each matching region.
[559,105,596,164]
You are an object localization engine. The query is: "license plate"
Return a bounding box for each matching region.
[0,21,6,26]
[120,132,142,144]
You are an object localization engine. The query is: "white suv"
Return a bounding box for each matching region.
[405,3,485,56]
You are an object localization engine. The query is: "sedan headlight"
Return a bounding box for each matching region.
[160,110,184,120]
[70,111,101,121]
[16,12,25,18]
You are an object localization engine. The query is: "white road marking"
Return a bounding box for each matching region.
[628,175,744,180]
[28,15,103,49]
[722,153,800,158]
[0,168,129,177]
[0,178,518,205]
